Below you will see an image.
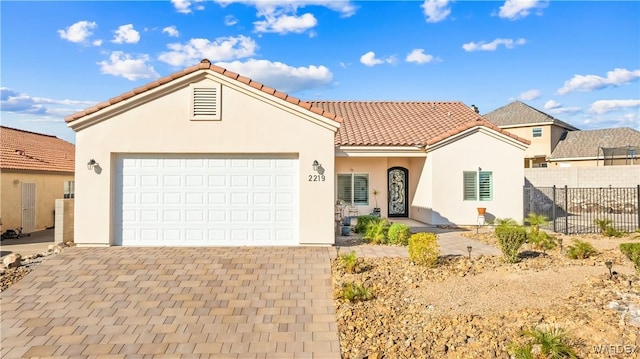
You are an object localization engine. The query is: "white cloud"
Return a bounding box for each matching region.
[215,59,332,93]
[462,38,526,52]
[58,20,99,45]
[360,51,395,67]
[162,26,180,37]
[405,49,434,64]
[557,68,640,95]
[498,0,548,20]
[543,100,561,110]
[215,0,357,17]
[1,87,96,116]
[254,12,317,34]
[158,35,257,67]
[98,52,160,81]
[519,89,541,101]
[225,15,239,26]
[112,24,140,44]
[171,0,205,13]
[92,39,103,46]
[421,0,451,23]
[589,99,640,114]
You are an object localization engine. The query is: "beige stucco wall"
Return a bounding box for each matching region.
[423,130,526,225]
[54,199,74,243]
[72,73,337,246]
[503,125,552,158]
[0,170,74,232]
[335,157,417,218]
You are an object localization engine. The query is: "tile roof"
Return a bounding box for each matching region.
[0,126,75,172]
[65,59,342,125]
[483,101,579,130]
[549,127,640,159]
[309,101,530,146]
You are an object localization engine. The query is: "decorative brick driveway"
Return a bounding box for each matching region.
[0,247,341,358]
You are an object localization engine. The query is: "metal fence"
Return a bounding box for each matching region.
[523,185,640,234]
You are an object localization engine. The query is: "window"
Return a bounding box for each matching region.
[337,174,369,205]
[64,181,75,199]
[532,128,542,137]
[463,171,492,201]
[190,83,221,121]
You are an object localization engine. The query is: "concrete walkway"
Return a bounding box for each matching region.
[0,247,340,359]
[1,228,55,259]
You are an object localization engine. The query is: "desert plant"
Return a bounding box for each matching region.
[354,215,379,234]
[387,223,411,246]
[620,243,640,273]
[338,282,375,302]
[339,251,358,273]
[509,325,578,359]
[594,218,613,236]
[408,232,440,267]
[604,225,625,238]
[494,217,518,227]
[566,239,598,259]
[495,225,527,263]
[363,218,389,244]
[528,231,557,254]
[525,212,548,235]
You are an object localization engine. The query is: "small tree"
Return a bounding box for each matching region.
[525,212,548,236]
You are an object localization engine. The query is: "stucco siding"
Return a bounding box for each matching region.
[74,76,336,246]
[525,166,640,188]
[1,171,74,232]
[427,131,525,224]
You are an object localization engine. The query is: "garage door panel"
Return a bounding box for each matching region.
[115,156,298,246]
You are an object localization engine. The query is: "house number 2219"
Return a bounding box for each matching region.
[308,174,326,182]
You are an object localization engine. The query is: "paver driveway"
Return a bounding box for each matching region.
[0,247,341,358]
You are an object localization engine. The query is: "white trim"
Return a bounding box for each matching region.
[68,70,340,133]
[335,146,426,157]
[427,126,529,152]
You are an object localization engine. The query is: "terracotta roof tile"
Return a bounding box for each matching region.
[309,101,529,147]
[66,59,342,126]
[0,126,75,172]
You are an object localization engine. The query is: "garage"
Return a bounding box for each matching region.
[114,155,299,246]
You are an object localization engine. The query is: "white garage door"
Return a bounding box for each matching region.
[114,155,299,246]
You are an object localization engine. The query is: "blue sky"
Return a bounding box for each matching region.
[2,0,639,143]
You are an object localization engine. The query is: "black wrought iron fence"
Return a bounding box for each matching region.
[523,185,640,234]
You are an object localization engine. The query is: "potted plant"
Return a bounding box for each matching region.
[337,199,351,236]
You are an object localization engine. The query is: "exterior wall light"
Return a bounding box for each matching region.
[87,159,97,170]
[312,160,320,172]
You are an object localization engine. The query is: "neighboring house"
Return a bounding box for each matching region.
[547,127,640,167]
[0,126,75,233]
[483,101,578,168]
[66,59,529,247]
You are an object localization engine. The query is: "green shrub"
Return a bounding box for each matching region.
[354,215,379,234]
[604,225,625,238]
[338,282,375,302]
[494,218,518,227]
[387,223,411,246]
[509,326,578,359]
[594,218,612,235]
[408,232,440,267]
[620,243,640,273]
[528,231,557,254]
[495,225,527,263]
[363,218,389,244]
[566,239,598,259]
[525,212,548,235]
[339,251,358,274]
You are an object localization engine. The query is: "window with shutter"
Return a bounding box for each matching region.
[463,171,493,201]
[190,83,221,120]
[337,173,369,205]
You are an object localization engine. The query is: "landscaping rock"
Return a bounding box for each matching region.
[3,253,21,269]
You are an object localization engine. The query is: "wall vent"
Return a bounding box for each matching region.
[190,83,221,120]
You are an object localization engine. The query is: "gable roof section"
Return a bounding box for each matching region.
[483,101,578,130]
[0,126,75,172]
[309,101,530,147]
[549,127,640,160]
[65,59,342,126]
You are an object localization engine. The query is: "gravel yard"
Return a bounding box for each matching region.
[333,232,640,358]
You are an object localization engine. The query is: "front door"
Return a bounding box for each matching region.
[388,167,408,217]
[21,183,36,233]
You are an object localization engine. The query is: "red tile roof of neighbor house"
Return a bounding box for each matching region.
[65,59,529,147]
[0,126,75,172]
[310,101,530,146]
